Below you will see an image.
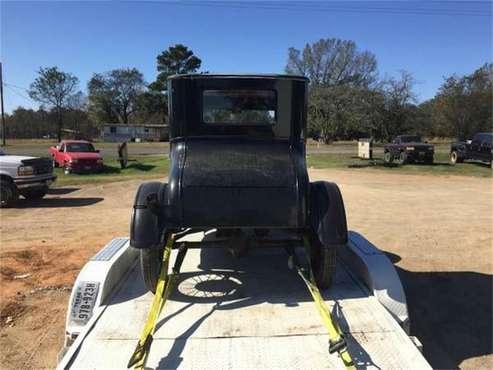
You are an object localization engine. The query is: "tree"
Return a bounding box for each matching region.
[136,91,167,123]
[28,67,79,141]
[286,38,382,142]
[308,85,384,143]
[88,68,146,124]
[431,63,492,139]
[149,44,202,92]
[5,106,97,140]
[378,70,418,141]
[144,44,201,122]
[285,38,378,87]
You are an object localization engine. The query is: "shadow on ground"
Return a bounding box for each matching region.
[47,187,80,195]
[98,162,156,174]
[385,251,492,369]
[348,159,452,169]
[16,197,103,208]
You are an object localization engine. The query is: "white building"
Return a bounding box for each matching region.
[102,123,169,142]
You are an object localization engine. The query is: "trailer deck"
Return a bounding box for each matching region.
[58,231,431,369]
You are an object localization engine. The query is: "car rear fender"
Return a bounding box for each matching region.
[130,182,167,250]
[309,181,348,247]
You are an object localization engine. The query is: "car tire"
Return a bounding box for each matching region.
[20,186,48,200]
[309,234,337,290]
[52,157,59,168]
[64,165,71,175]
[0,179,18,208]
[383,151,393,165]
[140,246,164,294]
[398,152,408,165]
[450,151,462,165]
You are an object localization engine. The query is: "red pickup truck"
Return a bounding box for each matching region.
[50,140,103,174]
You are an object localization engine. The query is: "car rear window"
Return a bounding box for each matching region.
[66,143,95,152]
[202,90,276,125]
[401,135,422,143]
[475,133,493,143]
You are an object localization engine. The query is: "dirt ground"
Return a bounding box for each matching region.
[0,169,491,369]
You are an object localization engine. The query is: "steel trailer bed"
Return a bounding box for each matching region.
[57,231,431,369]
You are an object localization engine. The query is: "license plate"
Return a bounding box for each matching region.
[84,166,91,170]
[70,281,99,324]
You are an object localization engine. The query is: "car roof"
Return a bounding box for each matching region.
[168,73,309,82]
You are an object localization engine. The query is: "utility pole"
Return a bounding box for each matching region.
[0,62,5,146]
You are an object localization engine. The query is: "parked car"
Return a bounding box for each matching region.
[0,148,56,207]
[50,140,103,174]
[383,135,434,165]
[450,132,493,167]
[130,73,348,293]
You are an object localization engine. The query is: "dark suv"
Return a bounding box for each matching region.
[450,132,492,167]
[383,135,434,165]
[130,74,348,292]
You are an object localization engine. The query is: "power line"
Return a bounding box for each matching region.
[4,85,35,103]
[4,82,30,92]
[168,1,491,17]
[181,2,489,16]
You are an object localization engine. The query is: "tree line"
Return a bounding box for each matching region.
[4,39,491,142]
[5,44,201,141]
[286,38,491,142]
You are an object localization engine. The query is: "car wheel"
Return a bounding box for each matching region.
[140,246,164,294]
[383,151,393,165]
[309,234,337,290]
[0,179,18,208]
[64,165,71,175]
[20,186,48,200]
[398,152,408,165]
[450,150,462,165]
[52,157,59,168]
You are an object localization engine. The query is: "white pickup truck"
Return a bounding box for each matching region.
[0,148,57,207]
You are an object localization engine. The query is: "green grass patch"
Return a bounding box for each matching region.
[307,152,492,178]
[52,151,490,187]
[54,155,169,186]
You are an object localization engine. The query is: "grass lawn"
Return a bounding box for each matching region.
[53,151,491,186]
[307,152,492,178]
[54,156,170,186]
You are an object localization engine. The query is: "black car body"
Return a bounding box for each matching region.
[383,135,434,165]
[130,74,348,292]
[450,132,493,166]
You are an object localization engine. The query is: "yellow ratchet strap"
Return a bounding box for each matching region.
[127,234,185,370]
[293,237,356,370]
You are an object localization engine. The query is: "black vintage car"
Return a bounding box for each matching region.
[450,132,493,167]
[383,135,434,165]
[130,74,348,292]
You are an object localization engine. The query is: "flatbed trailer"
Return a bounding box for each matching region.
[57,231,431,369]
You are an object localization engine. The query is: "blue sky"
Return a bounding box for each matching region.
[1,1,491,113]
